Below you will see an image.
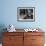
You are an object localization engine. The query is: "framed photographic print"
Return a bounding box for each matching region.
[17,7,35,22]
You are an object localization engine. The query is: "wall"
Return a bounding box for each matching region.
[0,0,46,30]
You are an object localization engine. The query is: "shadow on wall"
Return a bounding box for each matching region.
[0,24,7,43]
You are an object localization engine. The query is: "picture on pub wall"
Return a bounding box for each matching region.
[17,7,35,22]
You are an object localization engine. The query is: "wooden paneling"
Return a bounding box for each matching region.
[24,32,45,46]
[3,32,23,46]
[24,36,32,46]
[2,32,45,46]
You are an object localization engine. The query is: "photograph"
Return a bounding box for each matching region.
[17,7,35,22]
